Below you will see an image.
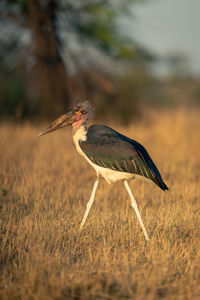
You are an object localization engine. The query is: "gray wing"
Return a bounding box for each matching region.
[80,124,168,190]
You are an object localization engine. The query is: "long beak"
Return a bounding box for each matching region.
[38,110,76,137]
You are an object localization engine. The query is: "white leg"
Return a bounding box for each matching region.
[80,178,99,231]
[124,180,150,241]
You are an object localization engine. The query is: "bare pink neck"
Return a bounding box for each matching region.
[72,119,86,135]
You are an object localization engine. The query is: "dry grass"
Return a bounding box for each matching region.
[0,109,200,300]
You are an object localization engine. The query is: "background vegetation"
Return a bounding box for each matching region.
[1,0,199,123]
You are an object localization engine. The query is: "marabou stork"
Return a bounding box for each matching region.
[39,101,168,241]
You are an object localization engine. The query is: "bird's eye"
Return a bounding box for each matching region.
[82,110,86,114]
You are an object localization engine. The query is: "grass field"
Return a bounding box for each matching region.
[0,109,200,300]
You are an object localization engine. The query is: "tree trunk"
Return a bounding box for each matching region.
[28,0,71,118]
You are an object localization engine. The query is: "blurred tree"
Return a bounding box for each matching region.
[0,0,152,118]
[28,0,70,117]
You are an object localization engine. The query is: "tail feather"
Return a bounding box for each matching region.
[155,177,169,191]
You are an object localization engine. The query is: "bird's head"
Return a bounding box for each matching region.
[38,101,93,137]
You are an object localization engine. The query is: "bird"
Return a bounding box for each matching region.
[39,101,168,241]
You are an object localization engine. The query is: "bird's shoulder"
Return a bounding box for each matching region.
[86,124,119,141]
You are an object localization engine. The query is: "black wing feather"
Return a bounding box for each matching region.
[80,124,168,191]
